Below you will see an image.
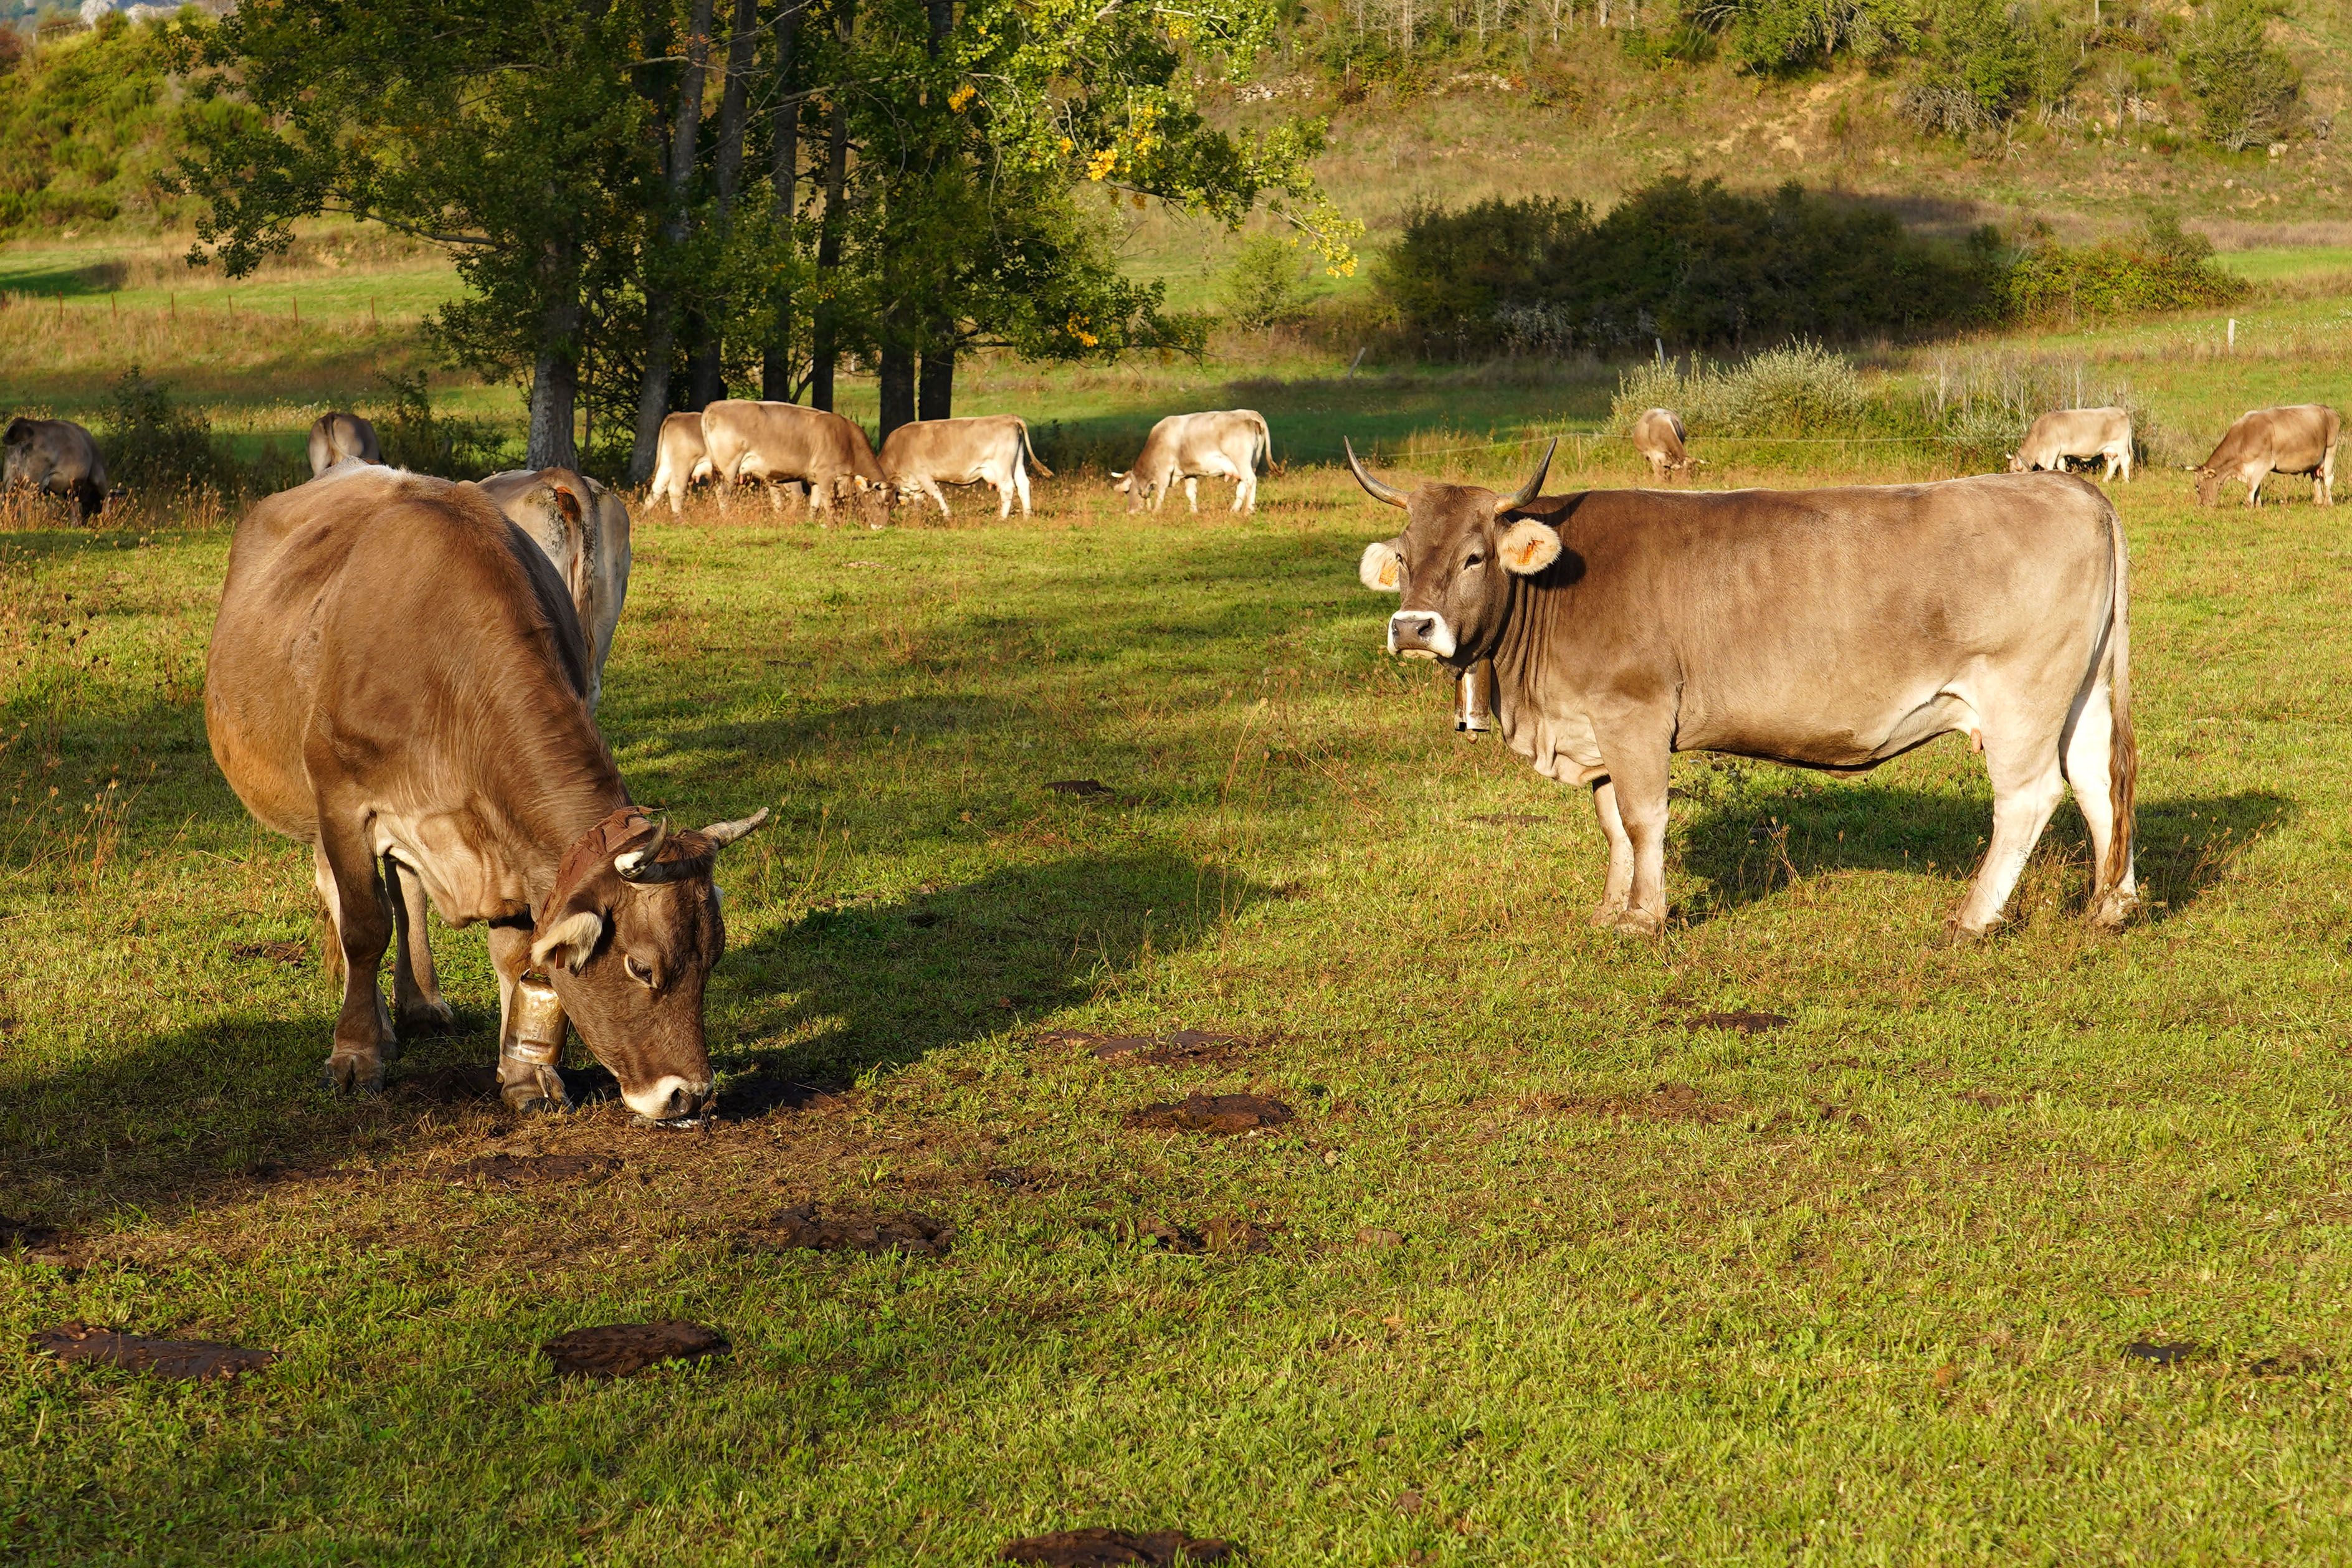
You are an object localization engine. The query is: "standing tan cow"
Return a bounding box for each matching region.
[1112,410,1270,513]
[1351,442,2136,940]
[4,417,107,519]
[477,467,632,710]
[307,412,382,476]
[206,466,766,1118]
[1627,408,1693,483]
[2008,407,2133,483]
[647,411,715,517]
[702,399,883,515]
[878,415,1054,518]
[2194,404,2338,506]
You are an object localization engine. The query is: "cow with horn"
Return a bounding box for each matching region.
[1348,440,2136,939]
[207,466,766,1123]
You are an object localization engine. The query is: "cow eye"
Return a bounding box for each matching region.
[624,954,656,989]
[1462,551,1486,569]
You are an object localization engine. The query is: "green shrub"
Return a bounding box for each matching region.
[2002,232,2245,320]
[100,366,234,495]
[2178,0,2300,151]
[370,372,508,478]
[1610,343,1869,436]
[1685,0,1918,72]
[1220,234,1318,331]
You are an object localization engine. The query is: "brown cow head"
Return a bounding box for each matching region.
[1351,439,1558,663]
[529,807,768,1124]
[2194,465,2226,506]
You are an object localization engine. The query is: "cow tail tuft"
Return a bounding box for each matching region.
[1019,419,1054,478]
[2103,495,2137,901]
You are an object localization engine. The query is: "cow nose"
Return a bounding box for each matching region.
[1393,614,1437,645]
[626,1075,717,1126]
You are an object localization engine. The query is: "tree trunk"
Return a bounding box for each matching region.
[878,343,915,437]
[917,346,952,421]
[628,0,718,484]
[809,0,854,412]
[526,238,582,470]
[687,0,761,409]
[763,0,808,400]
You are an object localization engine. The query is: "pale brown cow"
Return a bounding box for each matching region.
[1351,442,2136,941]
[4,416,107,519]
[701,399,883,515]
[307,411,382,476]
[2194,404,2338,506]
[2009,407,2133,483]
[477,467,633,710]
[206,467,765,1119]
[879,414,1054,518]
[1627,408,1694,483]
[647,411,715,517]
[1112,410,1270,513]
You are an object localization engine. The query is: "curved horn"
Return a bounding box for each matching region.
[614,816,670,881]
[1492,439,1557,515]
[698,805,770,849]
[1344,439,1411,509]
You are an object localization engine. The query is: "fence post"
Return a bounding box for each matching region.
[2227,318,2236,351]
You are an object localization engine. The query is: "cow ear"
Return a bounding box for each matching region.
[1359,539,1404,592]
[1497,519,1562,576]
[531,908,606,973]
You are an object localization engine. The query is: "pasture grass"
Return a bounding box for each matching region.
[6,444,2352,1562]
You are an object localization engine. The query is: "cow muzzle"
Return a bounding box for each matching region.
[624,1074,717,1128]
[1388,609,1457,660]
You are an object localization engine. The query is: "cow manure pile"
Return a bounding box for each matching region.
[452,1152,619,1186]
[1001,1526,1240,1565]
[2,1217,70,1266]
[228,939,310,967]
[1550,1083,1733,1124]
[34,1323,276,1380]
[751,1204,956,1258]
[1099,1215,1273,1256]
[541,1321,727,1379]
[1046,1028,1253,1066]
[2123,1339,2204,1367]
[1683,1010,1791,1035]
[2247,1349,2326,1377]
[1125,1093,1294,1135]
[1953,1089,2019,1109]
[1763,1100,1871,1133]
[401,1065,503,1104]
[1043,779,1115,799]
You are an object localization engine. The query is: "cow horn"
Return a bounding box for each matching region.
[614,817,670,881]
[1493,439,1557,515]
[698,806,770,849]
[1345,439,1409,508]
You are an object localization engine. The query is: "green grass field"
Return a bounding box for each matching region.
[9,424,2352,1559]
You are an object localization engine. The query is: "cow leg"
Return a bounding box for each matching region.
[386,855,457,1033]
[1951,728,2068,938]
[1591,726,1672,935]
[1184,476,1199,514]
[1014,463,1032,516]
[2061,677,2138,929]
[1587,778,1637,923]
[2245,466,2266,507]
[310,827,397,1093]
[2318,448,2335,506]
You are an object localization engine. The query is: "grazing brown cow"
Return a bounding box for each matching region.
[647,411,715,517]
[1627,408,1694,483]
[2194,404,2338,506]
[4,416,107,519]
[878,414,1054,518]
[307,411,382,476]
[476,467,633,710]
[2008,407,2133,483]
[701,399,882,514]
[1112,410,1270,513]
[1351,442,2136,939]
[206,467,765,1119]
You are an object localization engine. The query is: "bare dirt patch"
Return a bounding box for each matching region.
[228,939,310,967]
[1044,779,1115,799]
[2124,1339,2204,1367]
[2247,1349,2326,1377]
[400,1065,502,1105]
[1048,1028,1254,1066]
[34,1323,276,1380]
[1541,1083,1734,1124]
[1125,1093,1295,1134]
[1,1217,69,1265]
[1683,1010,1792,1035]
[1001,1527,1240,1565]
[541,1321,727,1378]
[451,1152,619,1187]
[751,1204,956,1258]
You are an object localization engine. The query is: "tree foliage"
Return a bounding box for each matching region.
[2177,0,2300,152]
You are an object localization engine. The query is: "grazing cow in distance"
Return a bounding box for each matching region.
[307,411,382,476]
[2009,407,2133,483]
[2194,404,2338,506]
[477,467,632,710]
[206,465,766,1118]
[1112,409,1270,513]
[1627,407,1695,483]
[647,411,715,517]
[879,414,1054,518]
[1350,442,2136,940]
[4,416,107,519]
[702,399,883,515]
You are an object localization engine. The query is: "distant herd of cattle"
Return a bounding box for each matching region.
[2,387,2341,1123]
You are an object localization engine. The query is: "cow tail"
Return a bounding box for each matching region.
[2102,495,2137,903]
[1019,420,1054,478]
[1251,412,1272,473]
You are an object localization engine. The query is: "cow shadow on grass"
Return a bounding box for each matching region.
[1672,775,2292,925]
[712,849,1261,1113]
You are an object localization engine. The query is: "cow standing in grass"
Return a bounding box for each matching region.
[206,466,765,1119]
[3,417,107,519]
[2009,407,2133,483]
[2194,404,2338,506]
[1351,442,2136,939]
[1112,410,1270,513]
[880,415,1054,519]
[647,411,715,517]
[702,399,882,515]
[1628,408,1695,483]
[307,412,381,476]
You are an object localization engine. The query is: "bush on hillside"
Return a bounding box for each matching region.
[1682,0,1918,72]
[1898,0,2071,136]
[2002,223,2245,320]
[1221,234,1318,330]
[2177,0,2300,151]
[1378,178,2006,354]
[100,366,236,495]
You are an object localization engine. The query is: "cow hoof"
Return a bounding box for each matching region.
[1604,910,1664,938]
[1936,921,1996,949]
[2089,893,2138,932]
[399,999,460,1036]
[321,1052,386,1096]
